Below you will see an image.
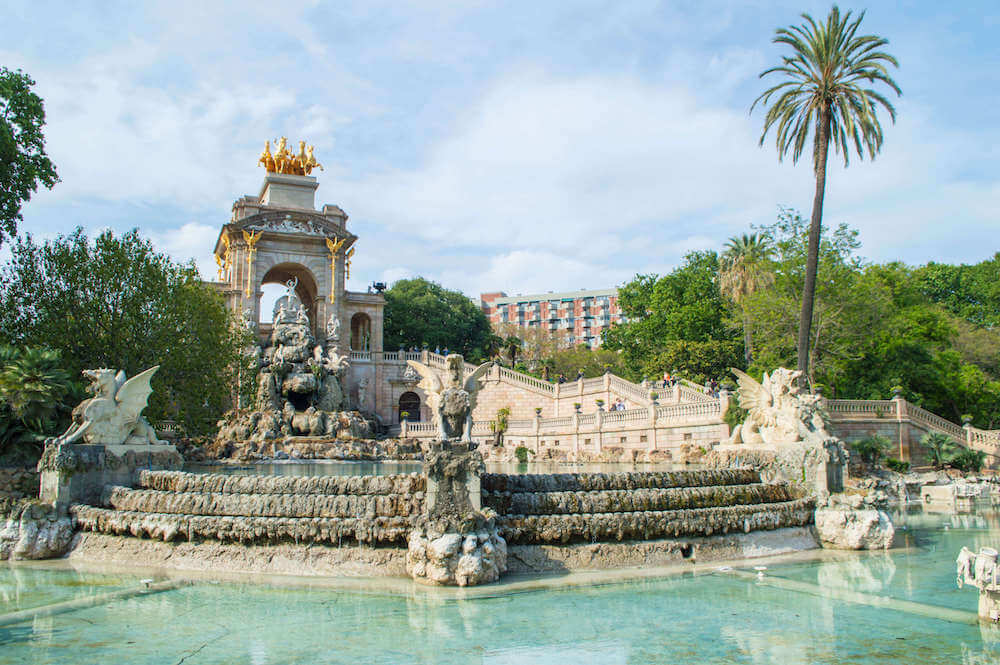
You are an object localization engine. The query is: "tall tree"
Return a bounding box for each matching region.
[383,277,493,361]
[0,67,58,248]
[751,6,901,380]
[0,228,244,434]
[603,251,744,383]
[719,233,775,366]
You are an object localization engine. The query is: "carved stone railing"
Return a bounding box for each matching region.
[969,427,1000,448]
[350,350,372,362]
[494,365,554,395]
[905,402,966,440]
[825,399,896,416]
[609,374,651,405]
[655,401,722,420]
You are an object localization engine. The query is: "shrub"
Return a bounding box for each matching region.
[922,432,958,469]
[951,449,986,473]
[850,435,891,468]
[515,445,532,463]
[723,403,748,430]
[885,457,910,473]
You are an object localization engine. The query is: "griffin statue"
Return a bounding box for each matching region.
[47,366,166,446]
[727,367,830,446]
[406,355,493,442]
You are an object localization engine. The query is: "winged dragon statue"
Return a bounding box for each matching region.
[47,366,166,446]
[727,367,830,446]
[406,355,493,442]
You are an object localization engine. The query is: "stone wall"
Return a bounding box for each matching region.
[74,468,812,550]
[0,467,40,515]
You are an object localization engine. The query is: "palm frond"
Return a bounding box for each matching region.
[751,5,901,169]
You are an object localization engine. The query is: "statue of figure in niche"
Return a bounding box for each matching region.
[327,314,341,342]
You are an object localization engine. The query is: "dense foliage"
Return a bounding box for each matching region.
[0,67,58,248]
[605,208,1000,429]
[0,228,248,435]
[0,345,78,465]
[602,251,744,383]
[383,277,494,361]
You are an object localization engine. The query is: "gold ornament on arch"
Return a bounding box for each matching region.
[258,137,324,176]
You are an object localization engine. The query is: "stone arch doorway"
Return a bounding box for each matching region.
[399,391,421,422]
[351,313,372,351]
[261,263,319,330]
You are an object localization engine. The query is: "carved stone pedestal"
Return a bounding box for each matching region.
[958,546,1000,621]
[38,442,183,509]
[406,441,508,586]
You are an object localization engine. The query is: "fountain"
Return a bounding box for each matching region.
[213,279,372,458]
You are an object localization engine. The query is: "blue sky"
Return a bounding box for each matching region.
[4,1,998,299]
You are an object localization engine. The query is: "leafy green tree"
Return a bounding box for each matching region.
[0,228,243,435]
[719,233,775,366]
[604,251,743,383]
[0,67,58,248]
[0,345,77,464]
[383,277,493,361]
[912,255,1000,329]
[951,449,986,474]
[744,209,885,387]
[548,346,628,381]
[752,6,901,380]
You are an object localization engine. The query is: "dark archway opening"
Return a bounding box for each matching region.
[351,312,372,350]
[261,263,320,331]
[399,391,421,422]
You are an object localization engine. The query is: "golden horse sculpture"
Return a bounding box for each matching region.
[258,137,323,176]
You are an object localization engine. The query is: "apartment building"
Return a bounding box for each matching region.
[480,288,623,348]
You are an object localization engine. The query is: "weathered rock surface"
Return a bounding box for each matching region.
[407,509,507,586]
[211,280,374,459]
[481,468,760,493]
[501,498,815,544]
[814,508,895,550]
[137,470,425,495]
[484,482,793,516]
[0,502,76,560]
[73,505,415,545]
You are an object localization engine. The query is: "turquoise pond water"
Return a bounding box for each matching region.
[3,506,1000,664]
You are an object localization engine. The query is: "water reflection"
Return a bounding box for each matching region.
[9,504,1000,663]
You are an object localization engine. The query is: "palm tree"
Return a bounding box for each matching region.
[719,233,775,366]
[751,6,900,381]
[502,335,522,367]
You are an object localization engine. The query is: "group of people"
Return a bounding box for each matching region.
[659,372,722,398]
[607,398,627,411]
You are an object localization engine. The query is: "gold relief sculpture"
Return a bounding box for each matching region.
[242,230,262,298]
[258,137,323,176]
[325,237,347,303]
[257,140,276,172]
[218,234,233,282]
[345,246,355,280]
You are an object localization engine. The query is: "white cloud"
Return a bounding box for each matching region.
[146,222,219,280]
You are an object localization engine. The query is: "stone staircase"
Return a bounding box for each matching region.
[482,469,814,544]
[73,470,426,546]
[73,467,813,551]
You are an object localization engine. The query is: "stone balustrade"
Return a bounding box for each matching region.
[395,392,1000,468]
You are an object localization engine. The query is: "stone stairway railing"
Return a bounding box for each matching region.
[399,396,729,444]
